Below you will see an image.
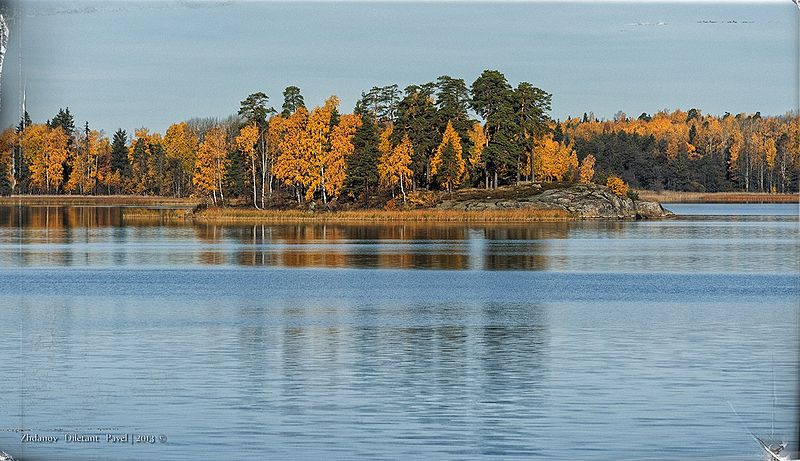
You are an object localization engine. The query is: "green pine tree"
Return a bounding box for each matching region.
[344,114,380,204]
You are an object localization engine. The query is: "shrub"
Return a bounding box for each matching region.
[606,175,629,197]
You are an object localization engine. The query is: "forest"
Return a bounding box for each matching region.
[1,69,798,208]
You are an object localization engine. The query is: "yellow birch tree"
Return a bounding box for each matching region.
[378,132,413,202]
[235,122,261,207]
[193,126,229,204]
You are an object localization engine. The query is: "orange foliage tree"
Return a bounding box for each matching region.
[21,124,70,193]
[235,122,261,207]
[578,154,596,183]
[193,126,229,204]
[466,122,486,182]
[378,131,413,202]
[606,175,629,197]
[430,121,465,192]
[273,107,312,204]
[322,113,362,202]
[534,134,578,182]
[163,122,198,197]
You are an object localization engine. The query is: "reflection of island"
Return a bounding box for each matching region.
[0,205,572,270]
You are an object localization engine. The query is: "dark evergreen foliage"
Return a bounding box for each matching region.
[344,114,380,203]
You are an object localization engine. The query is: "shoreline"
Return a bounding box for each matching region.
[0,190,795,208]
[0,190,795,225]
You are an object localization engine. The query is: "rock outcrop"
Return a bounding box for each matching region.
[437,183,671,219]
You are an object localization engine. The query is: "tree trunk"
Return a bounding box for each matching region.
[745,154,750,192]
[260,130,268,208]
[321,165,327,205]
[251,157,259,209]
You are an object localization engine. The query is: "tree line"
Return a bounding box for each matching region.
[561,109,800,193]
[1,69,797,207]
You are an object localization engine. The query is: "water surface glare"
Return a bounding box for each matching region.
[0,204,797,460]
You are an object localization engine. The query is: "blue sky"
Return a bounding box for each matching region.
[1,1,797,134]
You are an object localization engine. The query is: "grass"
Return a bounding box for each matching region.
[191,207,572,223]
[637,190,799,203]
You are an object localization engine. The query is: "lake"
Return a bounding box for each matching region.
[0,203,797,460]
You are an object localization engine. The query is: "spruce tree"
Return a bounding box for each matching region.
[49,107,75,137]
[110,129,130,178]
[225,148,247,199]
[344,114,380,204]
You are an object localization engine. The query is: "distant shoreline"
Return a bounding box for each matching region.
[637,191,798,204]
[0,195,201,207]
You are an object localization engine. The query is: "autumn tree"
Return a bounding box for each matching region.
[235,122,261,207]
[321,113,362,202]
[305,97,337,202]
[534,134,578,182]
[66,125,107,194]
[274,106,311,204]
[378,130,413,202]
[466,122,487,184]
[430,121,465,193]
[163,122,198,196]
[606,175,629,197]
[128,129,165,195]
[579,154,596,183]
[21,124,69,193]
[193,126,229,204]
[94,135,112,194]
[238,92,276,205]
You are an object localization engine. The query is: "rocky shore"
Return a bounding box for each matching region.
[437,183,671,219]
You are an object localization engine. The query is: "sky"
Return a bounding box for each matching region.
[0,0,797,135]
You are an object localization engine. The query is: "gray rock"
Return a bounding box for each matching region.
[437,183,670,219]
[634,200,672,219]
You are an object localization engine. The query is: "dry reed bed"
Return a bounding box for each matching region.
[638,191,798,203]
[192,207,573,223]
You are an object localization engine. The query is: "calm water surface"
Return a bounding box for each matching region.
[0,204,797,460]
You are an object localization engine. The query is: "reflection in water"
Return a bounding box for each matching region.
[0,201,797,460]
[0,205,798,273]
[0,205,570,270]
